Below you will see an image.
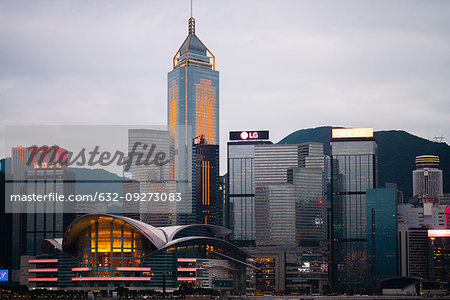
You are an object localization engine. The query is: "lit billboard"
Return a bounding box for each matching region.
[0,270,8,281]
[428,229,450,238]
[332,128,374,139]
[229,130,269,141]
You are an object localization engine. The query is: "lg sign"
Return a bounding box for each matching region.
[230,131,269,141]
[240,131,259,140]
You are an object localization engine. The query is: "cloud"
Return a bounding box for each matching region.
[1,0,449,174]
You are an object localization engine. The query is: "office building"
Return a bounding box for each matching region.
[397,226,429,278]
[126,129,176,226]
[23,168,75,256]
[0,158,13,270]
[10,146,75,277]
[231,140,329,294]
[122,179,140,220]
[192,137,219,225]
[397,202,449,229]
[246,247,328,295]
[168,17,219,225]
[413,155,443,199]
[397,201,449,278]
[385,182,405,204]
[227,130,272,245]
[218,174,227,228]
[439,193,450,205]
[331,128,377,285]
[254,143,326,247]
[397,228,450,282]
[366,188,397,283]
[428,229,450,283]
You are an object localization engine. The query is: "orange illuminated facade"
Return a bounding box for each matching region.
[168,17,219,145]
[194,144,219,225]
[75,216,149,269]
[168,16,219,225]
[27,214,250,292]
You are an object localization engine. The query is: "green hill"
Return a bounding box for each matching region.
[279,126,450,199]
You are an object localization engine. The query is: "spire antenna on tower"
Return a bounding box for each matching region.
[188,0,195,35]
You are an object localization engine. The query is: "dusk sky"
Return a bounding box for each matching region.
[1,0,449,174]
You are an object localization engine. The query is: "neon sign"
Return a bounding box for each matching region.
[428,229,450,237]
[193,136,204,145]
[0,270,8,281]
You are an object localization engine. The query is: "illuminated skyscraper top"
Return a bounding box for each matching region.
[173,17,215,71]
[169,17,219,145]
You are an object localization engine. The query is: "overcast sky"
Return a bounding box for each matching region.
[1,0,449,174]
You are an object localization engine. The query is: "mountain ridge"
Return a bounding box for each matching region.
[278,126,450,200]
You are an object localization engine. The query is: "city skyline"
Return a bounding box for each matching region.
[1,1,450,296]
[1,1,450,174]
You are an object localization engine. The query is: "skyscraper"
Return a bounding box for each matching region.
[168,17,219,225]
[254,143,326,247]
[125,129,176,226]
[366,188,397,283]
[0,158,13,271]
[193,137,219,225]
[10,146,75,274]
[248,142,328,293]
[413,155,443,199]
[331,128,377,285]
[227,130,272,245]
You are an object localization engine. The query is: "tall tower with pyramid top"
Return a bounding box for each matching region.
[168,16,219,225]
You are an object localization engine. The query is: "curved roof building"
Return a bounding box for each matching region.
[26,214,251,293]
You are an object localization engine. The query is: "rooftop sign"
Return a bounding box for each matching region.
[229,131,269,141]
[332,128,374,139]
[428,229,450,238]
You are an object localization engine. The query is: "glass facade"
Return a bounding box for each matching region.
[76,216,150,271]
[366,188,397,283]
[331,138,377,285]
[168,18,219,225]
[11,147,73,270]
[429,235,450,283]
[293,168,327,247]
[126,129,177,226]
[246,246,328,295]
[25,169,74,256]
[228,143,258,243]
[28,214,249,293]
[193,144,220,225]
[254,143,326,247]
[146,239,247,292]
